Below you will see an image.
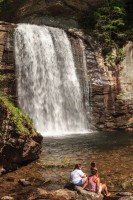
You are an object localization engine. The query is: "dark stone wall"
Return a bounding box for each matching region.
[84,39,133,131]
[0,22,16,103]
[68,29,133,131]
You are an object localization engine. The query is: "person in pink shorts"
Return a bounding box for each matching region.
[88,168,111,197]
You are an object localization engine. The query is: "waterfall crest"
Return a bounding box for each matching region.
[15,24,87,136]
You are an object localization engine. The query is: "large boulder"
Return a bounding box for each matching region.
[0,94,43,173]
[37,188,78,200]
[75,186,103,200]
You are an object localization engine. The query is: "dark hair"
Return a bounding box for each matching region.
[74,164,82,170]
[91,169,97,175]
[91,161,96,168]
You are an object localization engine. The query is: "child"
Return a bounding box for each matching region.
[88,168,111,196]
[90,161,97,173]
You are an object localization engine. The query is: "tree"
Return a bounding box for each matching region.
[94,0,126,52]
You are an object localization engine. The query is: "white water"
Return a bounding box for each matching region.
[79,39,90,109]
[15,24,87,136]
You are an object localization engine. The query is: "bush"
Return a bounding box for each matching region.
[94,0,126,51]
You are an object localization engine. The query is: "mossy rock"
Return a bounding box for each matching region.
[0,93,43,172]
[0,93,37,136]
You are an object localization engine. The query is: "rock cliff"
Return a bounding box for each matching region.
[1,20,133,133]
[16,0,103,20]
[4,0,103,29]
[0,0,133,136]
[68,29,133,131]
[0,22,43,173]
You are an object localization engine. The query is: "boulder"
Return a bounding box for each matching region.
[37,188,78,200]
[75,186,103,200]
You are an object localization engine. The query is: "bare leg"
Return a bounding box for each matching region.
[82,177,88,189]
[102,184,111,196]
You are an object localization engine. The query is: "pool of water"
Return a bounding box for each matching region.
[40,131,133,191]
[0,131,133,199]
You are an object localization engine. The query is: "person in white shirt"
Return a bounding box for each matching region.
[70,164,88,188]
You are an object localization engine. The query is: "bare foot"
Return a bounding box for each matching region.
[106,192,111,197]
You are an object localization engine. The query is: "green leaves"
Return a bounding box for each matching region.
[92,0,129,67]
[0,94,37,135]
[113,6,125,15]
[94,0,126,43]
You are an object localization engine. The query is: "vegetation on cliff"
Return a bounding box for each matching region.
[0,93,37,135]
[94,0,127,68]
[80,0,133,67]
[94,0,126,49]
[82,0,133,41]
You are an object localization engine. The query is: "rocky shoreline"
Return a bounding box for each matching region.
[0,157,133,200]
[1,179,133,200]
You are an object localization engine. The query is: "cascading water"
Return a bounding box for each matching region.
[15,24,88,136]
[78,39,90,112]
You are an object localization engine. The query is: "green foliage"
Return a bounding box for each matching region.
[89,0,132,68]
[79,0,133,67]
[0,93,37,135]
[94,0,126,51]
[105,48,125,69]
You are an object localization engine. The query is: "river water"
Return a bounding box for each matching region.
[0,131,133,199]
[39,131,133,191]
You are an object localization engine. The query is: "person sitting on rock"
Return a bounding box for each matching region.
[70,164,88,189]
[87,168,111,197]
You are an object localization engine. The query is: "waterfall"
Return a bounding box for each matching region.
[79,39,90,111]
[15,24,87,136]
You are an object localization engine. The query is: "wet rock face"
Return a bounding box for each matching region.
[0,102,43,172]
[86,41,133,131]
[68,29,133,131]
[0,22,43,173]
[14,0,103,28]
[0,22,16,103]
[17,0,103,18]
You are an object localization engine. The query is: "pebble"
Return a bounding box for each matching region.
[18,178,31,186]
